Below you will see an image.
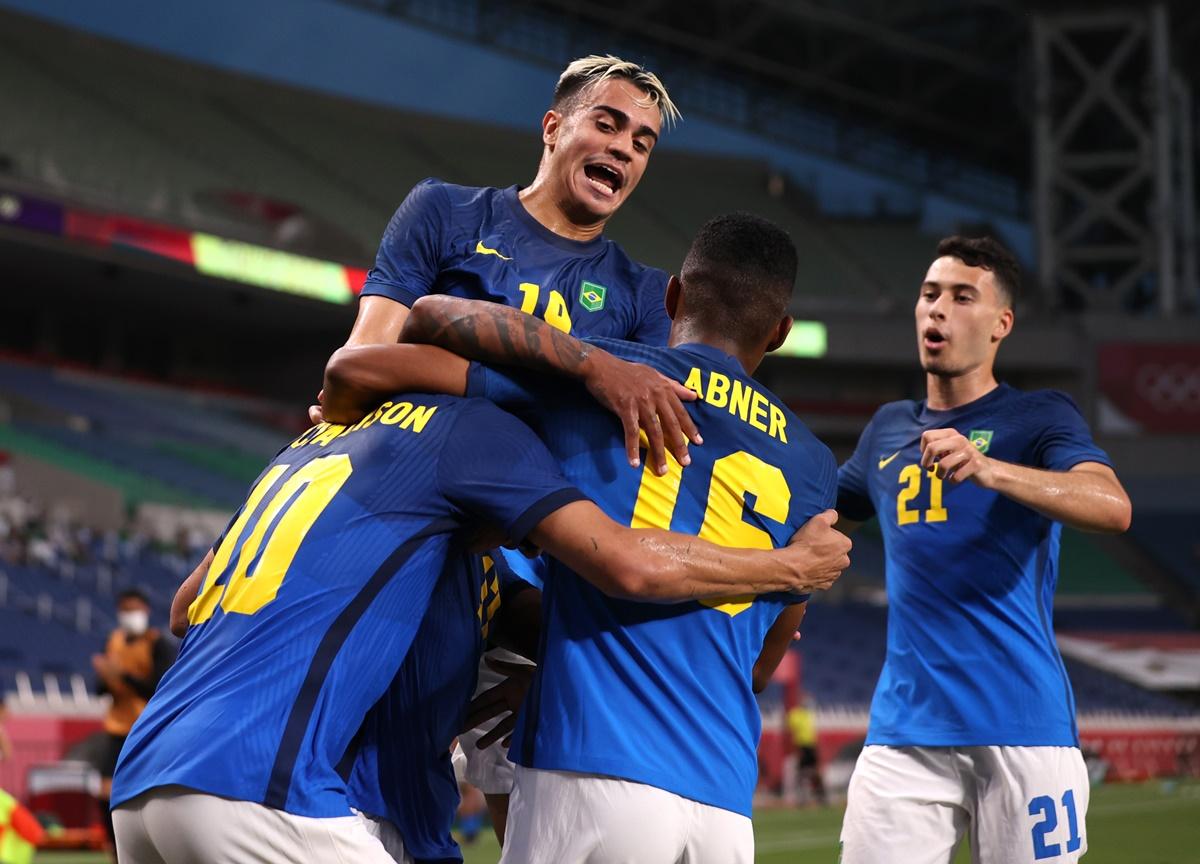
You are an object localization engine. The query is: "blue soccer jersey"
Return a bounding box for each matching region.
[468,338,838,817]
[361,178,669,344]
[837,384,1113,747]
[110,396,583,818]
[345,554,530,862]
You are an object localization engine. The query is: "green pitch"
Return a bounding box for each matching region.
[34,780,1200,864]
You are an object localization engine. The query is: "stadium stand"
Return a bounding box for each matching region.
[794,600,1197,719]
[1128,512,1200,595]
[0,358,290,508]
[0,10,944,311]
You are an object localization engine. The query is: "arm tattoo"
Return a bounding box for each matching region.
[426,300,592,376]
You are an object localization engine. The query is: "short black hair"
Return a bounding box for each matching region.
[117,587,150,606]
[935,235,1021,308]
[681,212,797,347]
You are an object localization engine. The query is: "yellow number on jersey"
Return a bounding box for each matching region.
[896,463,948,526]
[631,450,791,617]
[189,455,354,625]
[517,282,573,334]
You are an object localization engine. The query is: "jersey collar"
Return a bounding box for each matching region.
[918,382,1010,422]
[503,186,606,255]
[675,342,747,375]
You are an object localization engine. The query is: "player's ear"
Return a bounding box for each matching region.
[665,274,682,321]
[765,316,793,353]
[992,307,1014,342]
[542,110,561,149]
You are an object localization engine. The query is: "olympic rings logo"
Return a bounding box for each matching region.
[1133,363,1200,412]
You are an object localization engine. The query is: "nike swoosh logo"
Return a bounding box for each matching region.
[475,241,511,261]
[877,451,901,470]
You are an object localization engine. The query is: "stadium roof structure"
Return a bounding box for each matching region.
[342,0,1200,219]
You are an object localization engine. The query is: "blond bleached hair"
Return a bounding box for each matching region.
[553,55,681,129]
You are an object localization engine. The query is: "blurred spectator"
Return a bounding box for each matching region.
[0,451,13,497]
[0,703,11,763]
[787,695,827,807]
[79,588,175,861]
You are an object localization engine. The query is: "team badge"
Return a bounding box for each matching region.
[579,280,607,311]
[969,429,993,454]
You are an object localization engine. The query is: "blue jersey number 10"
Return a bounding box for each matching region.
[189,455,354,625]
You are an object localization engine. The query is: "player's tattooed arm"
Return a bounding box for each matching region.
[920,429,1132,533]
[402,295,702,474]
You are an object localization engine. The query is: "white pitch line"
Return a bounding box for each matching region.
[755,831,842,853]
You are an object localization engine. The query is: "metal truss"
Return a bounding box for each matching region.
[1034,5,1197,313]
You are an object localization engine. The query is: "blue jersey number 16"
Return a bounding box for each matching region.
[1029,789,1082,859]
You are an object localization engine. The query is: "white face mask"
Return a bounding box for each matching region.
[118,610,149,636]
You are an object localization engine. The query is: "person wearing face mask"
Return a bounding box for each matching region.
[89,588,174,862]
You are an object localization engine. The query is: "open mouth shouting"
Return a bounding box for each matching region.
[583,162,625,199]
[923,326,948,352]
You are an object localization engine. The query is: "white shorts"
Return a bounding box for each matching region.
[458,647,534,795]
[841,745,1090,864]
[113,786,396,864]
[354,810,413,864]
[500,765,753,864]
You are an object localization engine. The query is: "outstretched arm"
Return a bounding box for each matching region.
[529,503,851,602]
[322,344,469,423]
[920,429,1131,533]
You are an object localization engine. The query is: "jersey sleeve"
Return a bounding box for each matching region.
[438,402,587,546]
[837,418,877,521]
[495,546,547,591]
[817,446,838,511]
[359,179,449,307]
[629,272,671,346]
[465,362,553,419]
[1029,391,1113,471]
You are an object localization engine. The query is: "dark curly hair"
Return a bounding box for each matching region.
[935,235,1021,309]
[681,212,797,347]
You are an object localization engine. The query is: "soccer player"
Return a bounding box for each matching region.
[325,52,688,844]
[110,377,839,863]
[333,53,678,382]
[322,212,847,864]
[836,236,1132,864]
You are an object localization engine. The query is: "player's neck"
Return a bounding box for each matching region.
[925,366,999,411]
[668,322,762,374]
[518,184,608,243]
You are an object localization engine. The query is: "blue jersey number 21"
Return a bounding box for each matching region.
[1029,790,1083,859]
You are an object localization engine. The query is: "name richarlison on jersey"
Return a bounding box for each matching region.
[290,400,440,449]
[682,367,788,443]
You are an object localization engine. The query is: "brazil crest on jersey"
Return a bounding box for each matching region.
[467,338,838,817]
[110,396,583,818]
[837,384,1113,747]
[361,178,669,344]
[345,554,530,862]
